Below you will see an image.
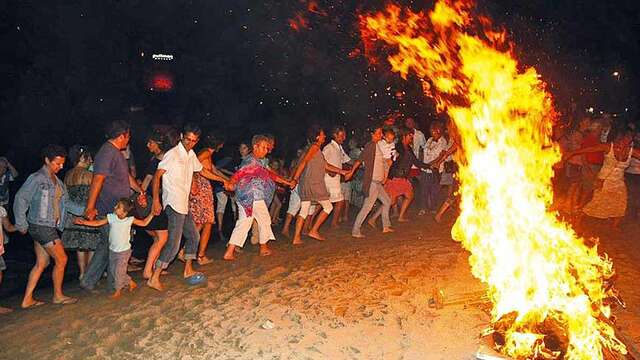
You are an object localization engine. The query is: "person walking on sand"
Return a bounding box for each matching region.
[350,126,393,238]
[566,124,640,230]
[80,120,143,291]
[291,125,352,245]
[148,124,229,291]
[76,198,153,299]
[222,134,295,260]
[14,145,85,308]
[322,126,352,228]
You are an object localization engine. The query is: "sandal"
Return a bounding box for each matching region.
[197,255,213,265]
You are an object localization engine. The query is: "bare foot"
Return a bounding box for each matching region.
[280,228,289,237]
[146,278,164,291]
[382,227,395,233]
[307,231,325,241]
[197,255,214,266]
[367,220,376,229]
[177,249,186,262]
[223,246,237,261]
[292,237,304,245]
[111,289,122,300]
[129,280,137,292]
[259,245,272,256]
[398,217,410,223]
[352,233,365,239]
[21,299,45,309]
[434,213,443,223]
[0,306,12,314]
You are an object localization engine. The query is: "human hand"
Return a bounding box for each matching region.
[224,180,235,192]
[289,179,297,189]
[84,207,97,221]
[137,193,147,208]
[73,216,86,225]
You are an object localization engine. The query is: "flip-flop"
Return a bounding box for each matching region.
[21,300,45,309]
[53,297,78,306]
[184,273,206,286]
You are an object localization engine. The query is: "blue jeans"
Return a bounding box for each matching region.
[80,223,109,290]
[421,172,441,211]
[156,206,200,270]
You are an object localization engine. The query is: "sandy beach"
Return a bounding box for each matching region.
[1,213,638,360]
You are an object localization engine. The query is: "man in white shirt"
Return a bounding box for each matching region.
[405,117,427,163]
[322,126,351,228]
[149,124,228,291]
[419,121,448,215]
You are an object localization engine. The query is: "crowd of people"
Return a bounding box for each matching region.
[0,112,638,314]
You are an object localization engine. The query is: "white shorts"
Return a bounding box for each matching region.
[324,174,343,203]
[299,200,332,219]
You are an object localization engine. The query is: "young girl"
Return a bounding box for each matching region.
[76,198,153,299]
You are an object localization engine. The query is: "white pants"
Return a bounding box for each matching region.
[299,200,333,219]
[229,200,275,247]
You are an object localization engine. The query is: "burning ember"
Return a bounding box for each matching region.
[360,1,628,359]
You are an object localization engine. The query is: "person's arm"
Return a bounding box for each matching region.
[133,212,154,227]
[141,174,153,192]
[325,163,349,177]
[219,168,234,176]
[2,216,16,233]
[292,145,319,181]
[631,148,640,160]
[268,170,295,188]
[129,174,143,193]
[74,217,108,227]
[12,174,37,233]
[200,167,228,183]
[566,143,609,159]
[152,169,166,216]
[85,174,105,220]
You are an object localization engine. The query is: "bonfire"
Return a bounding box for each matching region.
[360,1,628,359]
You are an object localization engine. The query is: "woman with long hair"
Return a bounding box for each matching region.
[291,125,352,244]
[188,133,228,264]
[61,145,100,280]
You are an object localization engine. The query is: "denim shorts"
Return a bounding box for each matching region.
[28,223,59,247]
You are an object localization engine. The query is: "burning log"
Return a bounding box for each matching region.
[429,287,488,309]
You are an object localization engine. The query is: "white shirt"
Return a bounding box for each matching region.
[158,142,203,214]
[378,140,396,160]
[322,140,351,169]
[107,213,134,252]
[411,129,427,169]
[422,137,448,173]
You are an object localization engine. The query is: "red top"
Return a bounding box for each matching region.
[581,133,604,165]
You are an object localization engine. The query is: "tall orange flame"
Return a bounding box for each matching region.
[360,1,627,358]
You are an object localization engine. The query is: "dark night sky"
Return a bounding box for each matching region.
[1,0,639,171]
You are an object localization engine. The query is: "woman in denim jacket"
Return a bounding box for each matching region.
[14,145,84,308]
